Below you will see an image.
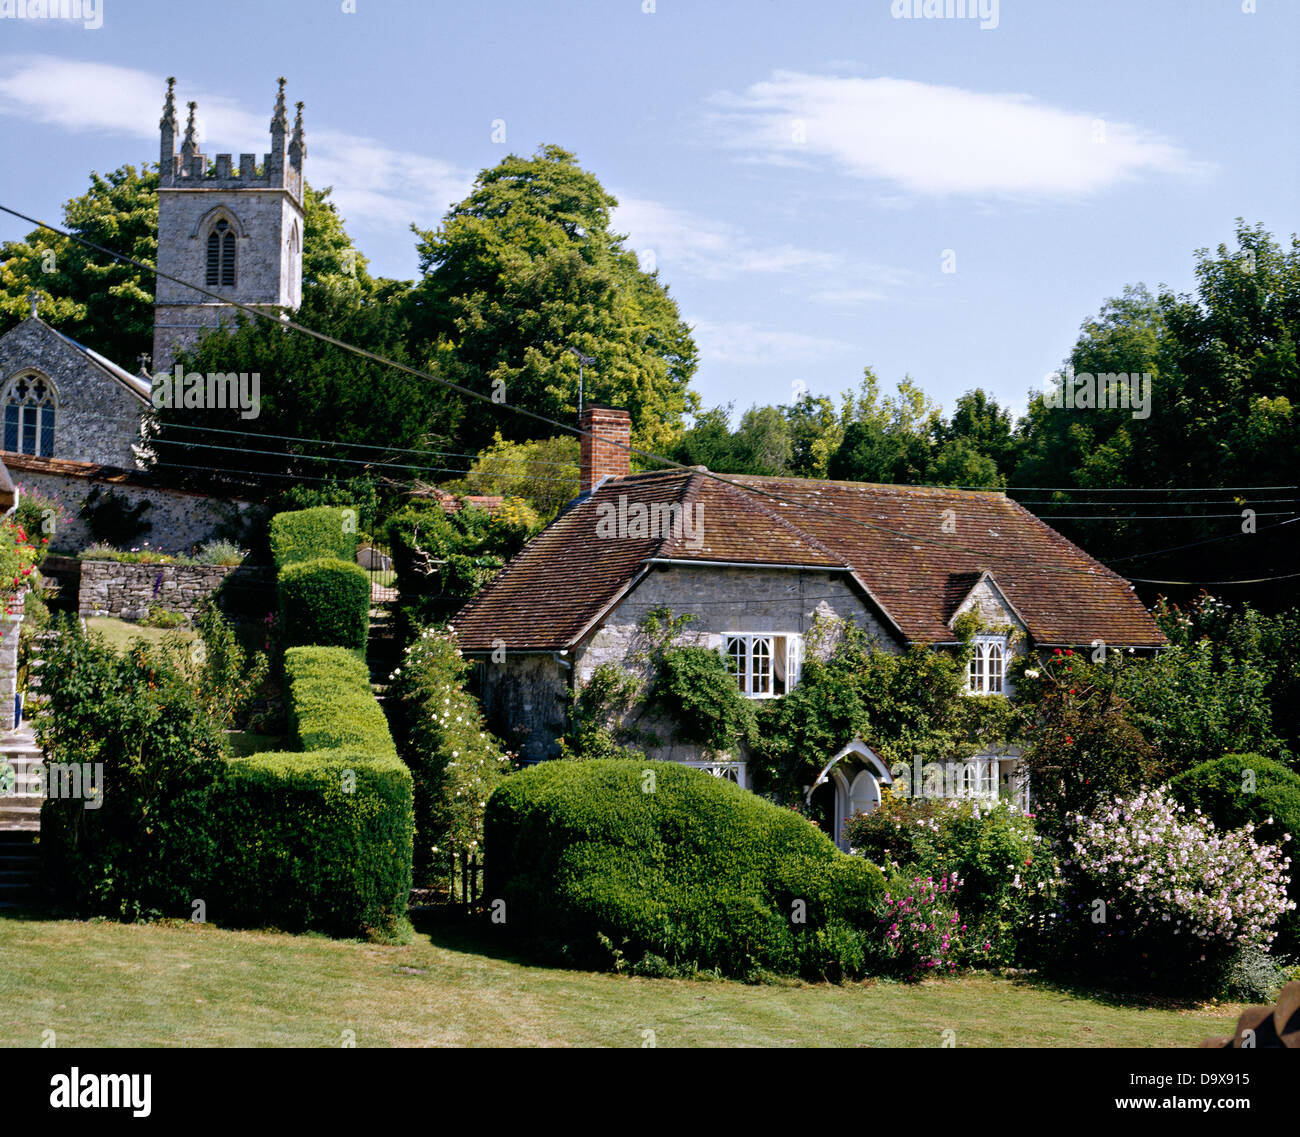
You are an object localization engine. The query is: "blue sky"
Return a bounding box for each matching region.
[1,0,1296,424]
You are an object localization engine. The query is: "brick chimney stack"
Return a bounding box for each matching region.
[579,406,631,495]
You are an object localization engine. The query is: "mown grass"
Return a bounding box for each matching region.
[84,616,195,654]
[0,914,1240,1048]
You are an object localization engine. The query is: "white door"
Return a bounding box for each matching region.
[848,769,881,817]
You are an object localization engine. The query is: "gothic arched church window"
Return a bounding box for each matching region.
[2,372,57,458]
[206,219,236,287]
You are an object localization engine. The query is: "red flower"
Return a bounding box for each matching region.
[1064,649,1074,656]
[1053,648,1062,656]
[1065,735,1074,745]
[1069,688,1076,695]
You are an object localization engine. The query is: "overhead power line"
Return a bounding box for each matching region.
[1104,516,1300,566]
[6,201,1293,590]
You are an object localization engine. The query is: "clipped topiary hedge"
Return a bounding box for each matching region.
[212,646,412,937]
[278,556,370,651]
[270,505,359,569]
[37,631,412,940]
[485,758,885,978]
[211,746,412,938]
[1170,753,1300,952]
[285,645,394,754]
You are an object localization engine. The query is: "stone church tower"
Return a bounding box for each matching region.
[152,77,305,371]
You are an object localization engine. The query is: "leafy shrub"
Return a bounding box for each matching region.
[0,516,39,615]
[139,605,187,628]
[269,505,358,569]
[485,758,885,979]
[1170,753,1300,952]
[277,556,370,651]
[80,486,152,547]
[277,477,380,547]
[1222,945,1289,1003]
[37,621,229,919]
[183,599,269,730]
[385,503,508,640]
[1057,787,1294,994]
[845,795,1061,967]
[12,482,61,561]
[210,743,411,938]
[387,629,513,884]
[38,622,412,939]
[648,646,757,753]
[194,539,246,567]
[877,871,981,979]
[1009,648,1163,836]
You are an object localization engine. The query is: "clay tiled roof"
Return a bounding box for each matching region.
[452,470,1166,652]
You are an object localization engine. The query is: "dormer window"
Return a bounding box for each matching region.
[967,635,1006,695]
[206,219,236,287]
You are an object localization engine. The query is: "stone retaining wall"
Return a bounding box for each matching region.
[78,560,274,620]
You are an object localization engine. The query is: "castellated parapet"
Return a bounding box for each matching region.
[152,77,305,371]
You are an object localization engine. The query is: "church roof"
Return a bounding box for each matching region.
[39,323,152,403]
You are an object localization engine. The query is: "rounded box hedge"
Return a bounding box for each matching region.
[278,556,370,651]
[270,505,359,568]
[485,759,885,977]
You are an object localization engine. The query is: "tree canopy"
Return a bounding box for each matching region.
[408,145,698,455]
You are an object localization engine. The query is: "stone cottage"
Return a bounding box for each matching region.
[452,406,1167,846]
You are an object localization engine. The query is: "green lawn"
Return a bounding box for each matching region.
[84,616,195,654]
[0,914,1240,1048]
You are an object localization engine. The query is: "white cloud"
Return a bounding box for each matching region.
[689,318,852,367]
[0,55,474,233]
[612,195,840,281]
[709,70,1207,198]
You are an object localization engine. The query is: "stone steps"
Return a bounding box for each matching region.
[367,600,399,697]
[0,831,39,907]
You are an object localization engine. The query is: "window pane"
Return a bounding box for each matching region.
[751,637,772,695]
[21,406,36,454]
[988,643,1003,693]
[3,404,17,452]
[725,636,745,693]
[39,408,54,457]
[207,231,220,285]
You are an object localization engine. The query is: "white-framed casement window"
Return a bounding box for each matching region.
[967,635,1006,695]
[724,633,803,698]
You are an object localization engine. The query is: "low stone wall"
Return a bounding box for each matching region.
[78,560,274,621]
